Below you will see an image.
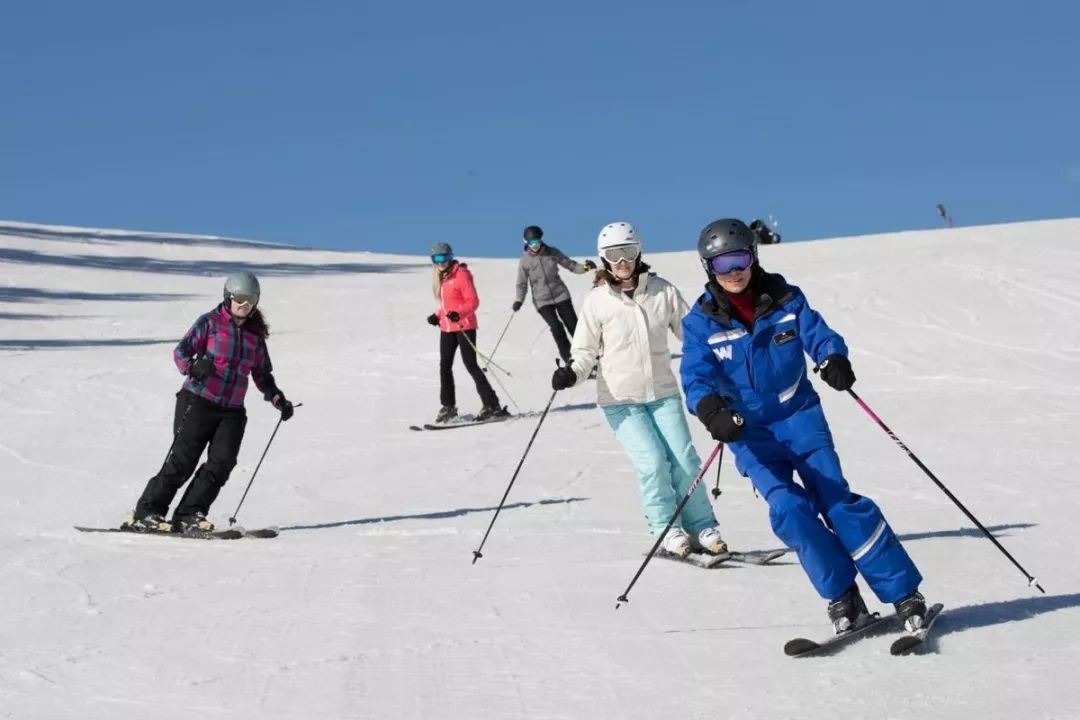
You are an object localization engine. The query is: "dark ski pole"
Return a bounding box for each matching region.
[482,312,516,373]
[472,367,560,564]
[616,442,724,608]
[846,387,1044,593]
[711,444,725,499]
[155,398,194,478]
[228,403,302,526]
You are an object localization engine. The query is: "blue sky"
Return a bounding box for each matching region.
[1,0,1076,257]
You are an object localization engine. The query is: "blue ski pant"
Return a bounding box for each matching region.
[738,443,922,603]
[602,395,718,535]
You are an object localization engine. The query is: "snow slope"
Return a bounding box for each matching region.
[2,219,1079,720]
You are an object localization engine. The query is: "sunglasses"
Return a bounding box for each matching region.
[601,244,641,265]
[707,249,753,276]
[229,293,259,306]
[431,253,453,264]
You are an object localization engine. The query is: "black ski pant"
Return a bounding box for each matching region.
[536,299,578,364]
[135,390,247,520]
[440,330,499,409]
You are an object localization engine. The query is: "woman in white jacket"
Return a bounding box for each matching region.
[550,222,726,558]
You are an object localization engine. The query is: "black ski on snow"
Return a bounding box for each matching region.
[74,525,279,540]
[784,612,895,657]
[889,603,944,656]
[409,414,515,431]
[653,548,787,569]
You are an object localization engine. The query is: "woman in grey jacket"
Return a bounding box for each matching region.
[512,225,596,364]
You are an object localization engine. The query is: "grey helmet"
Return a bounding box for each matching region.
[223,271,261,306]
[697,218,757,274]
[430,242,453,258]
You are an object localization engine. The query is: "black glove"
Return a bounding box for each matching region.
[189,356,215,381]
[696,395,746,443]
[551,365,577,391]
[512,300,522,312]
[447,311,461,322]
[818,354,855,391]
[582,259,597,271]
[427,313,439,326]
[272,394,294,422]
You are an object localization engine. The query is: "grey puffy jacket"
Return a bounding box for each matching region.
[514,244,588,309]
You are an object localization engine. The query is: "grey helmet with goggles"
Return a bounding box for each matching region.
[223,271,261,309]
[697,218,757,278]
[430,242,453,264]
[596,221,642,268]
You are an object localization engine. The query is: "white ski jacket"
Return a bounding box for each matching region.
[567,272,689,407]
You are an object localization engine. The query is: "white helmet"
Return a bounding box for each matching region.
[596,221,641,253]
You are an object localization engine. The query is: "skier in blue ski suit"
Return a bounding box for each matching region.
[679,218,927,632]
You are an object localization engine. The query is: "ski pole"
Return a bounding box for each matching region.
[154,398,194,478]
[461,330,512,377]
[472,373,559,564]
[460,331,519,412]
[711,444,725,499]
[616,442,724,608]
[846,387,1045,594]
[228,403,302,526]
[482,312,516,372]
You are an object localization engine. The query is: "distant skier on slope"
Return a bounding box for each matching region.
[679,218,928,634]
[549,222,728,558]
[428,242,508,424]
[512,225,596,365]
[127,271,295,534]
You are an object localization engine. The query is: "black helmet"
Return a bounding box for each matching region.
[523,225,543,241]
[697,218,757,272]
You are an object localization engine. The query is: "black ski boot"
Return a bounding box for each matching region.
[124,513,172,533]
[827,584,870,634]
[475,405,510,422]
[435,405,457,424]
[894,590,927,632]
[175,512,214,534]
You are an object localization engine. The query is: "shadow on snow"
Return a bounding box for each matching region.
[0,338,176,350]
[280,496,589,532]
[0,286,193,303]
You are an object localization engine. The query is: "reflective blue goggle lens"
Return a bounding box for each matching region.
[707,249,753,275]
[431,253,452,264]
[527,238,542,247]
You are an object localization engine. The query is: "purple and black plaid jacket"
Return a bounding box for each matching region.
[173,303,280,409]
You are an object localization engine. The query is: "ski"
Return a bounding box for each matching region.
[654,548,733,569]
[729,549,788,565]
[784,612,896,657]
[74,525,277,540]
[889,603,944,656]
[409,414,515,431]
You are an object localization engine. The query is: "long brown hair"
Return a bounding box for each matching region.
[241,308,270,338]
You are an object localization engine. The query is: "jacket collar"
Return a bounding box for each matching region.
[700,266,792,324]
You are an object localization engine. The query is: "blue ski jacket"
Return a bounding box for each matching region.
[680,270,847,434]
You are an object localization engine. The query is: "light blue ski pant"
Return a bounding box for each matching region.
[602,395,717,535]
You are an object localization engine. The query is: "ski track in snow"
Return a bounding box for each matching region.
[2,220,1080,719]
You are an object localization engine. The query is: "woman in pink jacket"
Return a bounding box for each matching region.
[427,243,506,424]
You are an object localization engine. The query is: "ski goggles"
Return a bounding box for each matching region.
[600,244,641,265]
[526,238,542,248]
[706,249,754,276]
[430,253,453,264]
[229,292,259,307]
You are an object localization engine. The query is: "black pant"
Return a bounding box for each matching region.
[440,330,499,409]
[135,390,247,520]
[536,299,578,363]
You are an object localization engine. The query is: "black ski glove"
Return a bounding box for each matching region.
[512,300,522,312]
[427,313,439,326]
[189,356,215,381]
[696,395,746,443]
[447,311,461,322]
[582,259,597,271]
[272,393,294,422]
[551,365,577,391]
[818,354,856,391]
